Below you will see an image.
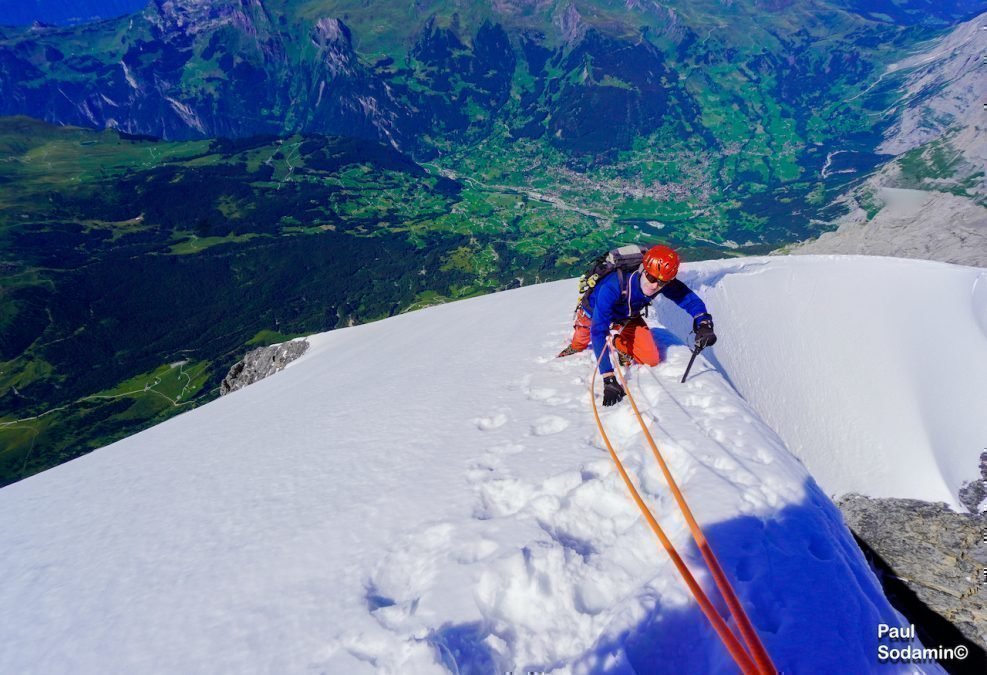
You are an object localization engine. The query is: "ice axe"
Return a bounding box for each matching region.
[682,316,718,383]
[681,345,704,383]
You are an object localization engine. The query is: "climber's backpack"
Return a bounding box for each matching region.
[577,244,648,307]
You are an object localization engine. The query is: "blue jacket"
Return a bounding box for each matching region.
[584,270,708,375]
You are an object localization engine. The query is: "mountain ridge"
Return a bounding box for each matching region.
[0,0,944,150]
[787,10,987,264]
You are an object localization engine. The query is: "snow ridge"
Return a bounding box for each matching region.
[2,255,979,673]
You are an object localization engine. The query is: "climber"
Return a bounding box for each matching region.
[558,244,716,406]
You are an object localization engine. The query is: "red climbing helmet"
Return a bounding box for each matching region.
[642,244,680,282]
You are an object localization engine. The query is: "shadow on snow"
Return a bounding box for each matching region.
[423,477,971,674]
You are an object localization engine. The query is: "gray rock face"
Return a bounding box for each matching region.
[786,12,987,267]
[874,11,986,204]
[220,339,309,396]
[788,186,987,267]
[877,12,987,165]
[837,494,987,656]
[959,451,987,514]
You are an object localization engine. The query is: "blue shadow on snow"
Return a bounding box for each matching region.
[424,477,945,674]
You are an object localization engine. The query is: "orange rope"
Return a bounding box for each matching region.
[609,340,777,675]
[589,351,759,675]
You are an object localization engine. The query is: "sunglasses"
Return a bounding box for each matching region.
[643,270,670,285]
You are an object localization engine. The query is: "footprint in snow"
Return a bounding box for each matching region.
[527,386,557,401]
[466,458,501,482]
[752,445,775,465]
[473,413,508,431]
[531,416,569,436]
[473,477,536,519]
[527,387,571,407]
[735,556,755,582]
[364,523,456,629]
[709,454,744,475]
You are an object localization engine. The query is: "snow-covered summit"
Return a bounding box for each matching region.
[2,254,983,673]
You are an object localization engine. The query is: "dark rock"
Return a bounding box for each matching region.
[959,452,987,514]
[220,339,308,395]
[837,494,987,661]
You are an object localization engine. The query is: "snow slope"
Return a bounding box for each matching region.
[2,255,982,674]
[665,255,987,508]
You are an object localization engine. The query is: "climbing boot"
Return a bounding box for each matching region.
[557,345,579,358]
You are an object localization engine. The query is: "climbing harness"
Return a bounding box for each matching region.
[589,339,777,674]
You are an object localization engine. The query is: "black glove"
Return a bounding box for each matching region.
[602,375,625,407]
[693,314,717,349]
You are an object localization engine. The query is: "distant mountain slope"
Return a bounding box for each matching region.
[0,0,947,152]
[5,254,983,672]
[4,2,980,276]
[787,11,987,264]
[789,187,987,265]
[4,0,982,255]
[831,0,987,25]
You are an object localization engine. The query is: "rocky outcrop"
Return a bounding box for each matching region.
[837,494,987,661]
[555,3,587,44]
[959,451,987,514]
[877,11,987,163]
[788,186,987,267]
[304,15,402,148]
[220,339,309,396]
[145,0,276,38]
[0,1,526,150]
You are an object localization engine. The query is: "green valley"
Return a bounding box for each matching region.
[2,0,984,483]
